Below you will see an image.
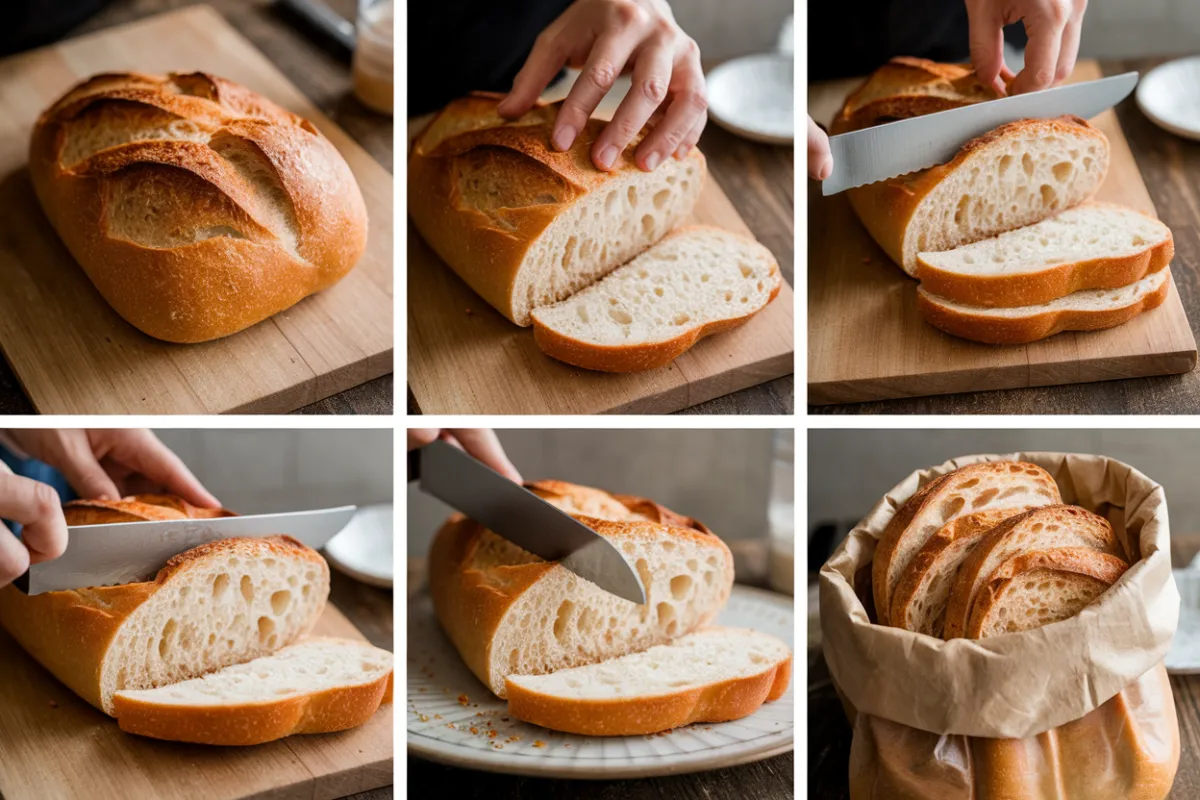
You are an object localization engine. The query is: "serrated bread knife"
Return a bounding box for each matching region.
[18,506,356,595]
[822,72,1138,196]
[416,439,646,604]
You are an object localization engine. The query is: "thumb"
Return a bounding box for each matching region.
[808,117,831,181]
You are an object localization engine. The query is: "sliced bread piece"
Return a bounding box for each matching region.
[530,225,781,372]
[0,536,329,714]
[943,505,1126,639]
[889,507,1030,637]
[505,626,791,736]
[967,548,1129,638]
[918,268,1170,345]
[112,637,393,745]
[872,462,1061,626]
[916,203,1174,307]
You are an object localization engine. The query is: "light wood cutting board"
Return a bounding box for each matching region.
[0,5,393,414]
[0,604,393,800]
[808,60,1197,405]
[406,128,794,415]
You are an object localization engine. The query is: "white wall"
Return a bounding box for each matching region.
[1082,0,1200,58]
[154,429,393,515]
[672,0,792,61]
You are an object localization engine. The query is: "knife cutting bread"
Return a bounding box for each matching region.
[427,480,791,735]
[830,58,1173,344]
[0,494,392,745]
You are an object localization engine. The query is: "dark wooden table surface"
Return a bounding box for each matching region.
[808,533,1200,798]
[811,57,1200,415]
[407,82,795,416]
[0,0,393,415]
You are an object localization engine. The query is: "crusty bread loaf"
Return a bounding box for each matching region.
[915,203,1174,308]
[888,507,1030,637]
[408,92,706,326]
[836,57,1002,133]
[943,505,1125,639]
[918,268,1171,345]
[428,480,733,698]
[530,225,781,371]
[505,626,791,736]
[29,71,368,343]
[112,637,392,745]
[872,462,1061,626]
[63,494,236,524]
[966,548,1129,639]
[0,535,329,714]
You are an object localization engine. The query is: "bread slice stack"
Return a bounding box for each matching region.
[429,480,792,736]
[0,495,393,745]
[876,463,1131,640]
[835,58,1174,344]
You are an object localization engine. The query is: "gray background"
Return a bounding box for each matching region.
[407,429,788,557]
[154,429,393,514]
[808,429,1200,534]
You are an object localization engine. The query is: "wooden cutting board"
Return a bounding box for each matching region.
[406,130,794,415]
[0,5,393,414]
[0,604,393,800]
[808,60,1197,405]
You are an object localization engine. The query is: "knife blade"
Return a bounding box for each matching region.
[21,506,357,594]
[417,440,646,604]
[823,72,1138,196]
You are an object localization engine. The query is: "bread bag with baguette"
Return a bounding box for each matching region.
[819,453,1180,799]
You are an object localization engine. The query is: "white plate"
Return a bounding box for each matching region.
[1167,565,1200,674]
[407,585,794,778]
[1136,57,1200,142]
[706,54,794,145]
[323,504,393,589]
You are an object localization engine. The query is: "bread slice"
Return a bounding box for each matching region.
[530,226,781,372]
[872,462,1061,626]
[943,505,1126,639]
[966,548,1129,638]
[429,480,734,698]
[111,637,393,745]
[916,203,1174,307]
[918,268,1170,345]
[0,536,329,714]
[505,627,791,736]
[889,507,1030,637]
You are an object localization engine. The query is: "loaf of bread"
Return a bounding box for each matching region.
[428,480,734,698]
[30,71,368,343]
[408,92,706,326]
[63,494,236,524]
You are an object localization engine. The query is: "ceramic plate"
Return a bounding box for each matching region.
[1136,57,1200,142]
[706,54,794,145]
[323,504,393,588]
[407,585,794,778]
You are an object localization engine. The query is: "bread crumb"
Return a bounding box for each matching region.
[533,741,546,748]
[564,744,571,748]
[506,735,520,743]
[447,723,457,729]
[418,714,430,722]
[469,727,479,735]
[488,730,498,738]
[501,717,510,722]
[493,744,504,750]
[457,694,469,706]
[434,714,443,720]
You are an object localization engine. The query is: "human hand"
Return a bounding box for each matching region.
[407,429,522,482]
[5,430,218,508]
[808,116,831,180]
[967,0,1087,96]
[496,0,707,172]
[0,466,67,588]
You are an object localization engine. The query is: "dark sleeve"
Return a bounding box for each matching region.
[409,0,572,116]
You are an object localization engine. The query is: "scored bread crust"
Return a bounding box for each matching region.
[530,225,782,372]
[888,507,1029,636]
[871,462,1061,626]
[504,627,791,736]
[111,637,393,745]
[914,204,1175,308]
[29,71,368,343]
[966,548,1130,639]
[943,505,1124,639]
[63,494,236,524]
[0,535,329,714]
[427,480,734,698]
[408,92,706,326]
[836,57,1003,133]
[917,268,1171,345]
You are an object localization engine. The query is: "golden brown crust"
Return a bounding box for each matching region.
[63,494,236,525]
[835,57,1002,135]
[29,71,367,343]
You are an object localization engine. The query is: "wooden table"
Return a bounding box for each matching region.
[807,532,1200,798]
[811,57,1200,415]
[0,0,393,415]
